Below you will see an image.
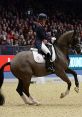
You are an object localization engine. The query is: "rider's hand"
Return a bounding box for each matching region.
[43,39,48,44]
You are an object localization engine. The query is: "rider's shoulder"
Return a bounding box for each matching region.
[35,23,43,31]
[34,22,42,27]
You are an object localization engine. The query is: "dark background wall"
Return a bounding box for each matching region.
[0,0,82,20]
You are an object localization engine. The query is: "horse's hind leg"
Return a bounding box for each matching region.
[65,68,79,93]
[55,68,71,98]
[22,74,40,105]
[16,79,23,96]
[16,79,32,104]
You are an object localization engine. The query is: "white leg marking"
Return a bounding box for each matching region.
[29,95,40,105]
[21,93,33,105]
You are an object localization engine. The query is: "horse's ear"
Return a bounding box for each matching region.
[72,30,75,38]
[73,29,79,39]
[73,29,76,36]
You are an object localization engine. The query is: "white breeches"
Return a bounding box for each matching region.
[41,42,56,62]
[51,45,56,62]
[41,42,51,55]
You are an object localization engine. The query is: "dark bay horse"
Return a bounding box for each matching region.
[0,30,81,105]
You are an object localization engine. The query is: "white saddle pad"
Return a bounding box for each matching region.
[33,51,45,63]
[31,48,56,63]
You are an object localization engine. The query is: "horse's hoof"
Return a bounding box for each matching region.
[28,101,41,106]
[33,101,41,106]
[27,102,35,105]
[34,103,40,106]
[60,93,65,98]
[74,87,79,93]
[32,102,41,106]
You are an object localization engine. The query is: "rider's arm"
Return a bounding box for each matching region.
[37,26,48,44]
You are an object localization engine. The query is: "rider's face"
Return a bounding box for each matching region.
[42,19,46,26]
[39,19,46,26]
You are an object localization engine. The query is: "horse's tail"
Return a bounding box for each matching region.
[0,62,10,105]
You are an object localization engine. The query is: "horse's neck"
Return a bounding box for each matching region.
[56,43,69,56]
[60,46,68,55]
[56,30,74,56]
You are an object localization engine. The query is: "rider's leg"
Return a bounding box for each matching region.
[45,53,53,71]
[41,42,54,72]
[51,45,56,62]
[41,42,51,55]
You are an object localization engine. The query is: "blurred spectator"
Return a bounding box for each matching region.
[0,2,82,47]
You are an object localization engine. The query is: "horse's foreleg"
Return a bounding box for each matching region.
[55,68,71,98]
[65,68,79,93]
[60,82,71,98]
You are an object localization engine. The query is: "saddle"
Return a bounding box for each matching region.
[30,45,56,63]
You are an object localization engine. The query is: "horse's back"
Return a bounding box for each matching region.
[11,51,33,64]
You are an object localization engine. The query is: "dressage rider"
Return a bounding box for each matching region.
[34,13,55,72]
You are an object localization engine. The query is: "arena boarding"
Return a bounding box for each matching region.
[4,70,82,83]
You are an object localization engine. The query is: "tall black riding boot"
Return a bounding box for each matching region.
[45,53,54,72]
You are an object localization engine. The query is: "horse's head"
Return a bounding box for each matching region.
[57,30,81,54]
[71,30,81,54]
